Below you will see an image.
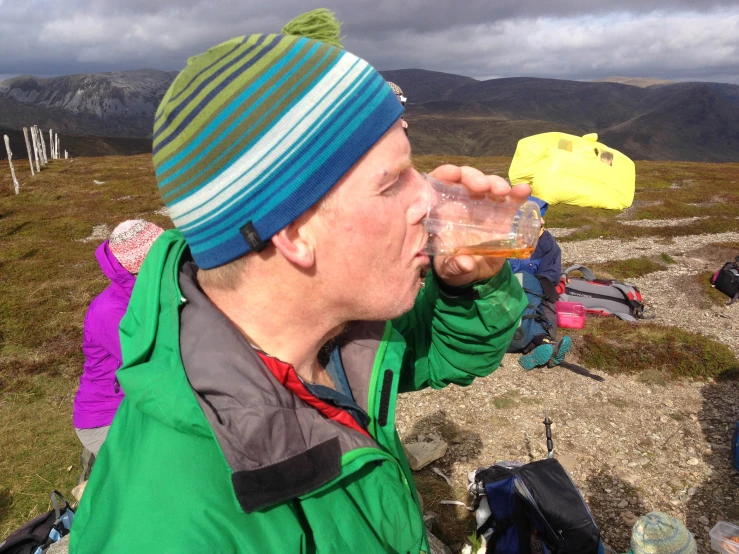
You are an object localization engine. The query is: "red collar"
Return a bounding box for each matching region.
[255,352,370,438]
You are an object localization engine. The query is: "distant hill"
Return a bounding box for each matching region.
[379,69,479,104]
[2,68,739,162]
[595,76,675,87]
[399,75,739,162]
[0,69,175,138]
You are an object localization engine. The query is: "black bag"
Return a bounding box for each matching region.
[471,459,604,554]
[0,491,74,554]
[712,257,739,305]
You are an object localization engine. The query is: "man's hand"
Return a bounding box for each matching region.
[428,164,531,288]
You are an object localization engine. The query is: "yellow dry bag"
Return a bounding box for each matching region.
[508,132,635,210]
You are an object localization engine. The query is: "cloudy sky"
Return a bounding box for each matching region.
[0,0,738,84]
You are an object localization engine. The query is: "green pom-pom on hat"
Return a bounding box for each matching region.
[282,8,343,48]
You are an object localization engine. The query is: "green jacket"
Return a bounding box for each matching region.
[70,230,525,554]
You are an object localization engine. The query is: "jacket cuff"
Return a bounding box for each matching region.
[433,261,512,301]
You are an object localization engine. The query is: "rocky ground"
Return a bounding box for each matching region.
[398,227,739,553]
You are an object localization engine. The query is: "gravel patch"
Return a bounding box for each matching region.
[559,232,739,264]
[618,217,710,228]
[615,200,664,219]
[629,263,739,356]
[548,227,580,238]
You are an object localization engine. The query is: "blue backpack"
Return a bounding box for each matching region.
[471,459,604,554]
[507,272,555,353]
[732,421,739,471]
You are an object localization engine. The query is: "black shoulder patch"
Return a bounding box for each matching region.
[231,437,342,513]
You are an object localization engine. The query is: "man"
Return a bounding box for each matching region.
[70,24,528,554]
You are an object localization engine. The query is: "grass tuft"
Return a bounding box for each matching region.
[568,318,739,381]
[637,369,667,387]
[582,257,666,281]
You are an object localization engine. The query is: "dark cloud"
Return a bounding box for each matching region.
[0,1,737,84]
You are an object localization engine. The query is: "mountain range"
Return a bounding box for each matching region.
[1,68,739,162]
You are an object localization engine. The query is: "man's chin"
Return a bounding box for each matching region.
[392,280,424,317]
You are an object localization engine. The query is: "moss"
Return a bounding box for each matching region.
[660,253,676,264]
[585,257,666,280]
[493,392,518,409]
[570,318,739,380]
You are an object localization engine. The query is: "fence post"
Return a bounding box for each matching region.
[32,126,43,167]
[39,127,48,165]
[22,127,35,176]
[4,134,20,194]
[30,127,40,172]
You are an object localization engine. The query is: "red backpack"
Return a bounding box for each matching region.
[556,265,650,321]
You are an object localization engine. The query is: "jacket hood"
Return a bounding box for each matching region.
[116,231,208,437]
[96,240,136,292]
[529,196,549,217]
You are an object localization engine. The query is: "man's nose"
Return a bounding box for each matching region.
[407,170,431,224]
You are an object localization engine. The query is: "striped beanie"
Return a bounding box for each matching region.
[152,13,404,269]
[630,512,697,554]
[109,220,165,274]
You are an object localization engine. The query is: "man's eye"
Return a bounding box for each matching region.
[382,182,402,196]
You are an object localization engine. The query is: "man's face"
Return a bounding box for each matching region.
[308,120,430,321]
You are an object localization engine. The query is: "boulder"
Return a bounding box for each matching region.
[404,440,448,471]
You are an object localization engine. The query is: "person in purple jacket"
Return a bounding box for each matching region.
[73,220,164,456]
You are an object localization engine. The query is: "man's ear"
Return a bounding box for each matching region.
[271,223,316,270]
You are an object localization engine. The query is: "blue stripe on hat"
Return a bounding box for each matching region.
[164,37,250,107]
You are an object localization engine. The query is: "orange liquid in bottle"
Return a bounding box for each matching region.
[442,241,535,259]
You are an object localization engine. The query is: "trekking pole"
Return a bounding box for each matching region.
[543,408,554,459]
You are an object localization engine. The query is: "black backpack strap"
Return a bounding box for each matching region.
[729,292,739,306]
[536,275,560,303]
